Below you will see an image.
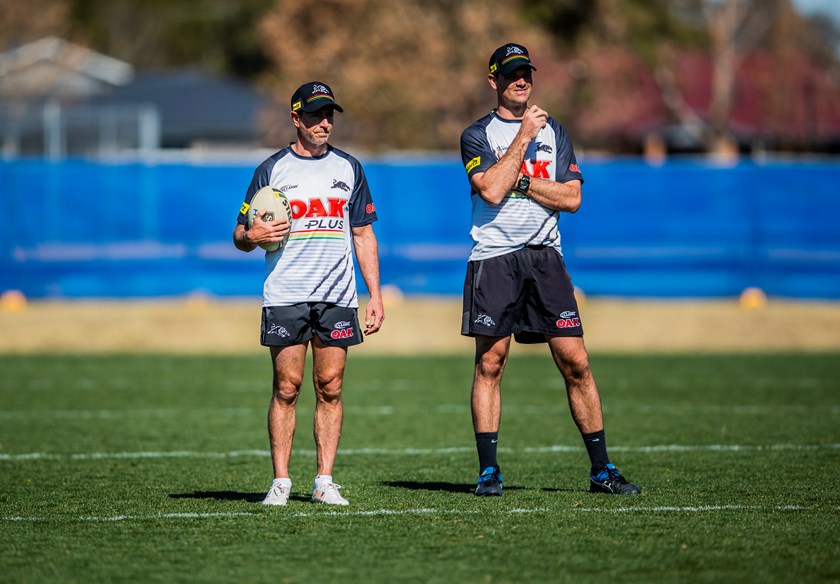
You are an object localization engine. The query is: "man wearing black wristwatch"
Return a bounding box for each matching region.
[459,42,640,498]
[514,174,530,195]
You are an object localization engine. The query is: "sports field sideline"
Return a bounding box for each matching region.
[2,296,839,354]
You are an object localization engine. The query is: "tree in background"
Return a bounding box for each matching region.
[65,0,273,79]
[0,0,71,47]
[520,0,707,152]
[701,0,784,154]
[257,0,558,152]
[1,0,838,153]
[521,0,840,155]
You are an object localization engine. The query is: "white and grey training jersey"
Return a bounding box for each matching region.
[460,112,584,261]
[237,145,377,308]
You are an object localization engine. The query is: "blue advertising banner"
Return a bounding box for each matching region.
[1,157,838,299]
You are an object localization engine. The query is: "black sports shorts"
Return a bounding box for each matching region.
[261,303,363,348]
[461,245,583,343]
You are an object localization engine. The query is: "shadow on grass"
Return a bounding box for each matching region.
[383,481,524,493]
[168,490,310,504]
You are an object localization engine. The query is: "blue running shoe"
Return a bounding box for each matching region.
[475,465,503,496]
[590,464,641,495]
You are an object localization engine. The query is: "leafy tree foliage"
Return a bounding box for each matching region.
[0,0,70,48]
[65,0,274,77]
[1,0,838,152]
[257,0,558,151]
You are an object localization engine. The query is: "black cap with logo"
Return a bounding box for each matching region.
[290,81,344,113]
[488,43,537,76]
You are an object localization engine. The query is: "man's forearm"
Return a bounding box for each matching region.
[526,179,582,213]
[473,133,532,205]
[233,224,257,252]
[353,226,382,301]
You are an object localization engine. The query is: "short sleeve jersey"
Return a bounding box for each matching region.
[237,145,377,308]
[460,112,583,261]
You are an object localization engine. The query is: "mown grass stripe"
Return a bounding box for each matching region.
[3,403,836,420]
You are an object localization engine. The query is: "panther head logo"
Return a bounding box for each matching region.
[331,179,351,192]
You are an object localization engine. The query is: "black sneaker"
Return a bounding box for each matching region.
[475,465,503,496]
[589,464,641,495]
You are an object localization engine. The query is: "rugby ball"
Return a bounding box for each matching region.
[246,186,292,252]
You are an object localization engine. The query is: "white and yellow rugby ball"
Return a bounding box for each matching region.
[246,186,292,252]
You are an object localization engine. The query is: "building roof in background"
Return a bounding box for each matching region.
[569,47,840,150]
[0,36,133,99]
[676,51,840,142]
[88,69,272,147]
[0,38,273,153]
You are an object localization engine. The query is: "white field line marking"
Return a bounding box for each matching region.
[1,443,838,462]
[2,512,256,522]
[528,444,840,453]
[1,505,816,523]
[572,505,807,513]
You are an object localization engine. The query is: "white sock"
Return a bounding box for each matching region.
[272,477,292,489]
[314,475,333,490]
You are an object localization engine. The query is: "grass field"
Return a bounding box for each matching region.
[1,352,839,583]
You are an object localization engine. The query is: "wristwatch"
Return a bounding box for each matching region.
[515,175,531,194]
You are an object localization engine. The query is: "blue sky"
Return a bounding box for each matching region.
[792,0,840,23]
[791,0,840,54]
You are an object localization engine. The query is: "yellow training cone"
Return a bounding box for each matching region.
[0,290,28,312]
[739,287,767,311]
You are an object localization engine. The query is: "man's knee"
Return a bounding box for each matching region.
[565,357,592,384]
[475,336,510,378]
[553,342,593,383]
[476,350,507,380]
[314,373,343,404]
[273,370,303,405]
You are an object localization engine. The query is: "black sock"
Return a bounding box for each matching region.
[582,429,610,471]
[475,432,498,471]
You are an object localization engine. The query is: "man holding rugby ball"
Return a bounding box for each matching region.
[233,81,384,507]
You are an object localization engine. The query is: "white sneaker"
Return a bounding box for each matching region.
[312,482,349,506]
[262,482,291,506]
